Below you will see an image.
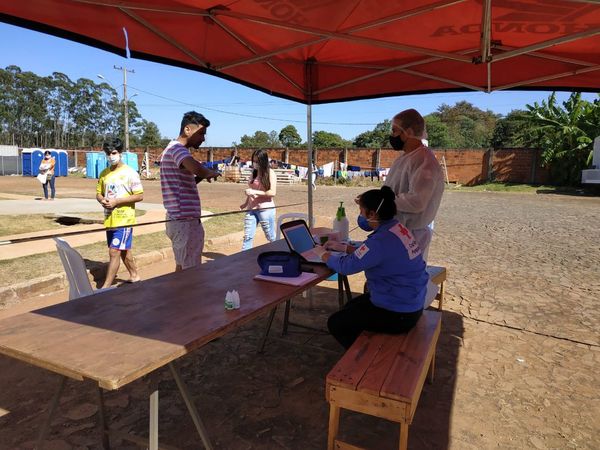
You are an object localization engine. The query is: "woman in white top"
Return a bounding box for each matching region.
[39,150,56,200]
[240,149,277,250]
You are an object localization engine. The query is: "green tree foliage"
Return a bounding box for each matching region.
[424,115,453,148]
[491,109,532,148]
[426,101,499,148]
[279,124,302,148]
[0,65,150,148]
[312,130,351,148]
[353,120,391,148]
[236,130,282,148]
[522,92,600,186]
[139,120,163,147]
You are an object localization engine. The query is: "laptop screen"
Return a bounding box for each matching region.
[282,223,315,254]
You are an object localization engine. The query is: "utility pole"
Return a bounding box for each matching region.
[113,65,135,151]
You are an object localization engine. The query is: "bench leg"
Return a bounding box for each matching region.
[327,403,340,450]
[437,281,445,311]
[428,352,436,384]
[399,422,409,450]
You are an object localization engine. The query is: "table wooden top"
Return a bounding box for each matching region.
[0,241,331,390]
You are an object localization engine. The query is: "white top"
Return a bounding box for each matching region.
[384,146,445,232]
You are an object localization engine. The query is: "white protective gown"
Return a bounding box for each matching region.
[384,145,445,260]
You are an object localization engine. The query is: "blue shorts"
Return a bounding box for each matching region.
[106,227,133,250]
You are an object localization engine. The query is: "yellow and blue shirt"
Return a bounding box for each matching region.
[96,165,143,228]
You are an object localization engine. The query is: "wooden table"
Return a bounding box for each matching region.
[0,240,343,450]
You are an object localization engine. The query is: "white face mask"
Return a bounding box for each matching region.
[109,154,121,165]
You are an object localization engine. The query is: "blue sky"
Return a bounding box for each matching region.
[1,22,597,147]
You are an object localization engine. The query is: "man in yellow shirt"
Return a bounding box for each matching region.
[96,137,144,288]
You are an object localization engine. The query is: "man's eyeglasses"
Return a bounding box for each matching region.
[105,150,119,155]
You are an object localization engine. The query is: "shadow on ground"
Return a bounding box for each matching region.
[0,284,462,450]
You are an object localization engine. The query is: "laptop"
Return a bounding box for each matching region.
[279,219,327,264]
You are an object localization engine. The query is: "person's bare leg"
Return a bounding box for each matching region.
[121,250,140,282]
[102,248,121,288]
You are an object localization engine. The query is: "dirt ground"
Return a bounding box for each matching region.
[0,176,599,449]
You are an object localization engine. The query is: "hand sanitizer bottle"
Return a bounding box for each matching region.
[332,201,349,241]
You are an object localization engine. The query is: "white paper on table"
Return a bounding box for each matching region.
[254,271,319,286]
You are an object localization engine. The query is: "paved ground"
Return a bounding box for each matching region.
[0,193,165,214]
[0,194,169,260]
[0,176,599,449]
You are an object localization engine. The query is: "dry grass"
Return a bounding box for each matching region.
[0,214,65,237]
[0,210,244,287]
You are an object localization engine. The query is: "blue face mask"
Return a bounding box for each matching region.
[357,198,384,232]
[357,215,373,231]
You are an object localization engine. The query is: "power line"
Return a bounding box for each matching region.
[127,85,379,126]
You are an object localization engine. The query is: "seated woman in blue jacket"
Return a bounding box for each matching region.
[314,186,429,349]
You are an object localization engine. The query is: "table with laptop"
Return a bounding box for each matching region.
[0,219,351,450]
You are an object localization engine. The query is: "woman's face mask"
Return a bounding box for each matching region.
[357,214,373,231]
[357,198,385,231]
[44,154,51,159]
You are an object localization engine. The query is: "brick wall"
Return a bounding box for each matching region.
[72,146,552,185]
[491,148,550,184]
[433,149,489,186]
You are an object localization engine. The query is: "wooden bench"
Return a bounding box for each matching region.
[238,168,301,184]
[426,265,447,310]
[325,309,442,450]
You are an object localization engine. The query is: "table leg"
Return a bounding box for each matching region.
[337,276,344,309]
[169,363,213,450]
[149,390,159,450]
[257,307,277,354]
[282,299,291,336]
[35,375,66,450]
[342,275,352,304]
[96,386,111,449]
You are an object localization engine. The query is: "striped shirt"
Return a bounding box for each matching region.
[160,140,201,219]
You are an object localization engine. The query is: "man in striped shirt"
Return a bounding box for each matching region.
[160,111,220,271]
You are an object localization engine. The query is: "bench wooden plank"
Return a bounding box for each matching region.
[334,439,367,450]
[380,311,441,403]
[426,266,447,285]
[354,334,404,397]
[328,385,408,423]
[326,333,388,393]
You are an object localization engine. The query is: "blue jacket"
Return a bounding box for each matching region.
[326,219,428,313]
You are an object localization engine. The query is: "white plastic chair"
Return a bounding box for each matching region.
[276,212,309,240]
[54,238,114,300]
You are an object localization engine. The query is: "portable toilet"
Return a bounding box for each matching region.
[96,152,109,176]
[86,152,99,178]
[122,152,139,171]
[21,148,44,176]
[50,149,68,176]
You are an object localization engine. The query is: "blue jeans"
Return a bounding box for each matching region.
[242,209,276,250]
[42,175,56,199]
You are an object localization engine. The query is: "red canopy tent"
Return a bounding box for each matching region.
[2,0,599,102]
[2,0,599,220]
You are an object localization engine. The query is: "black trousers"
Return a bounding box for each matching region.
[327,293,423,349]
